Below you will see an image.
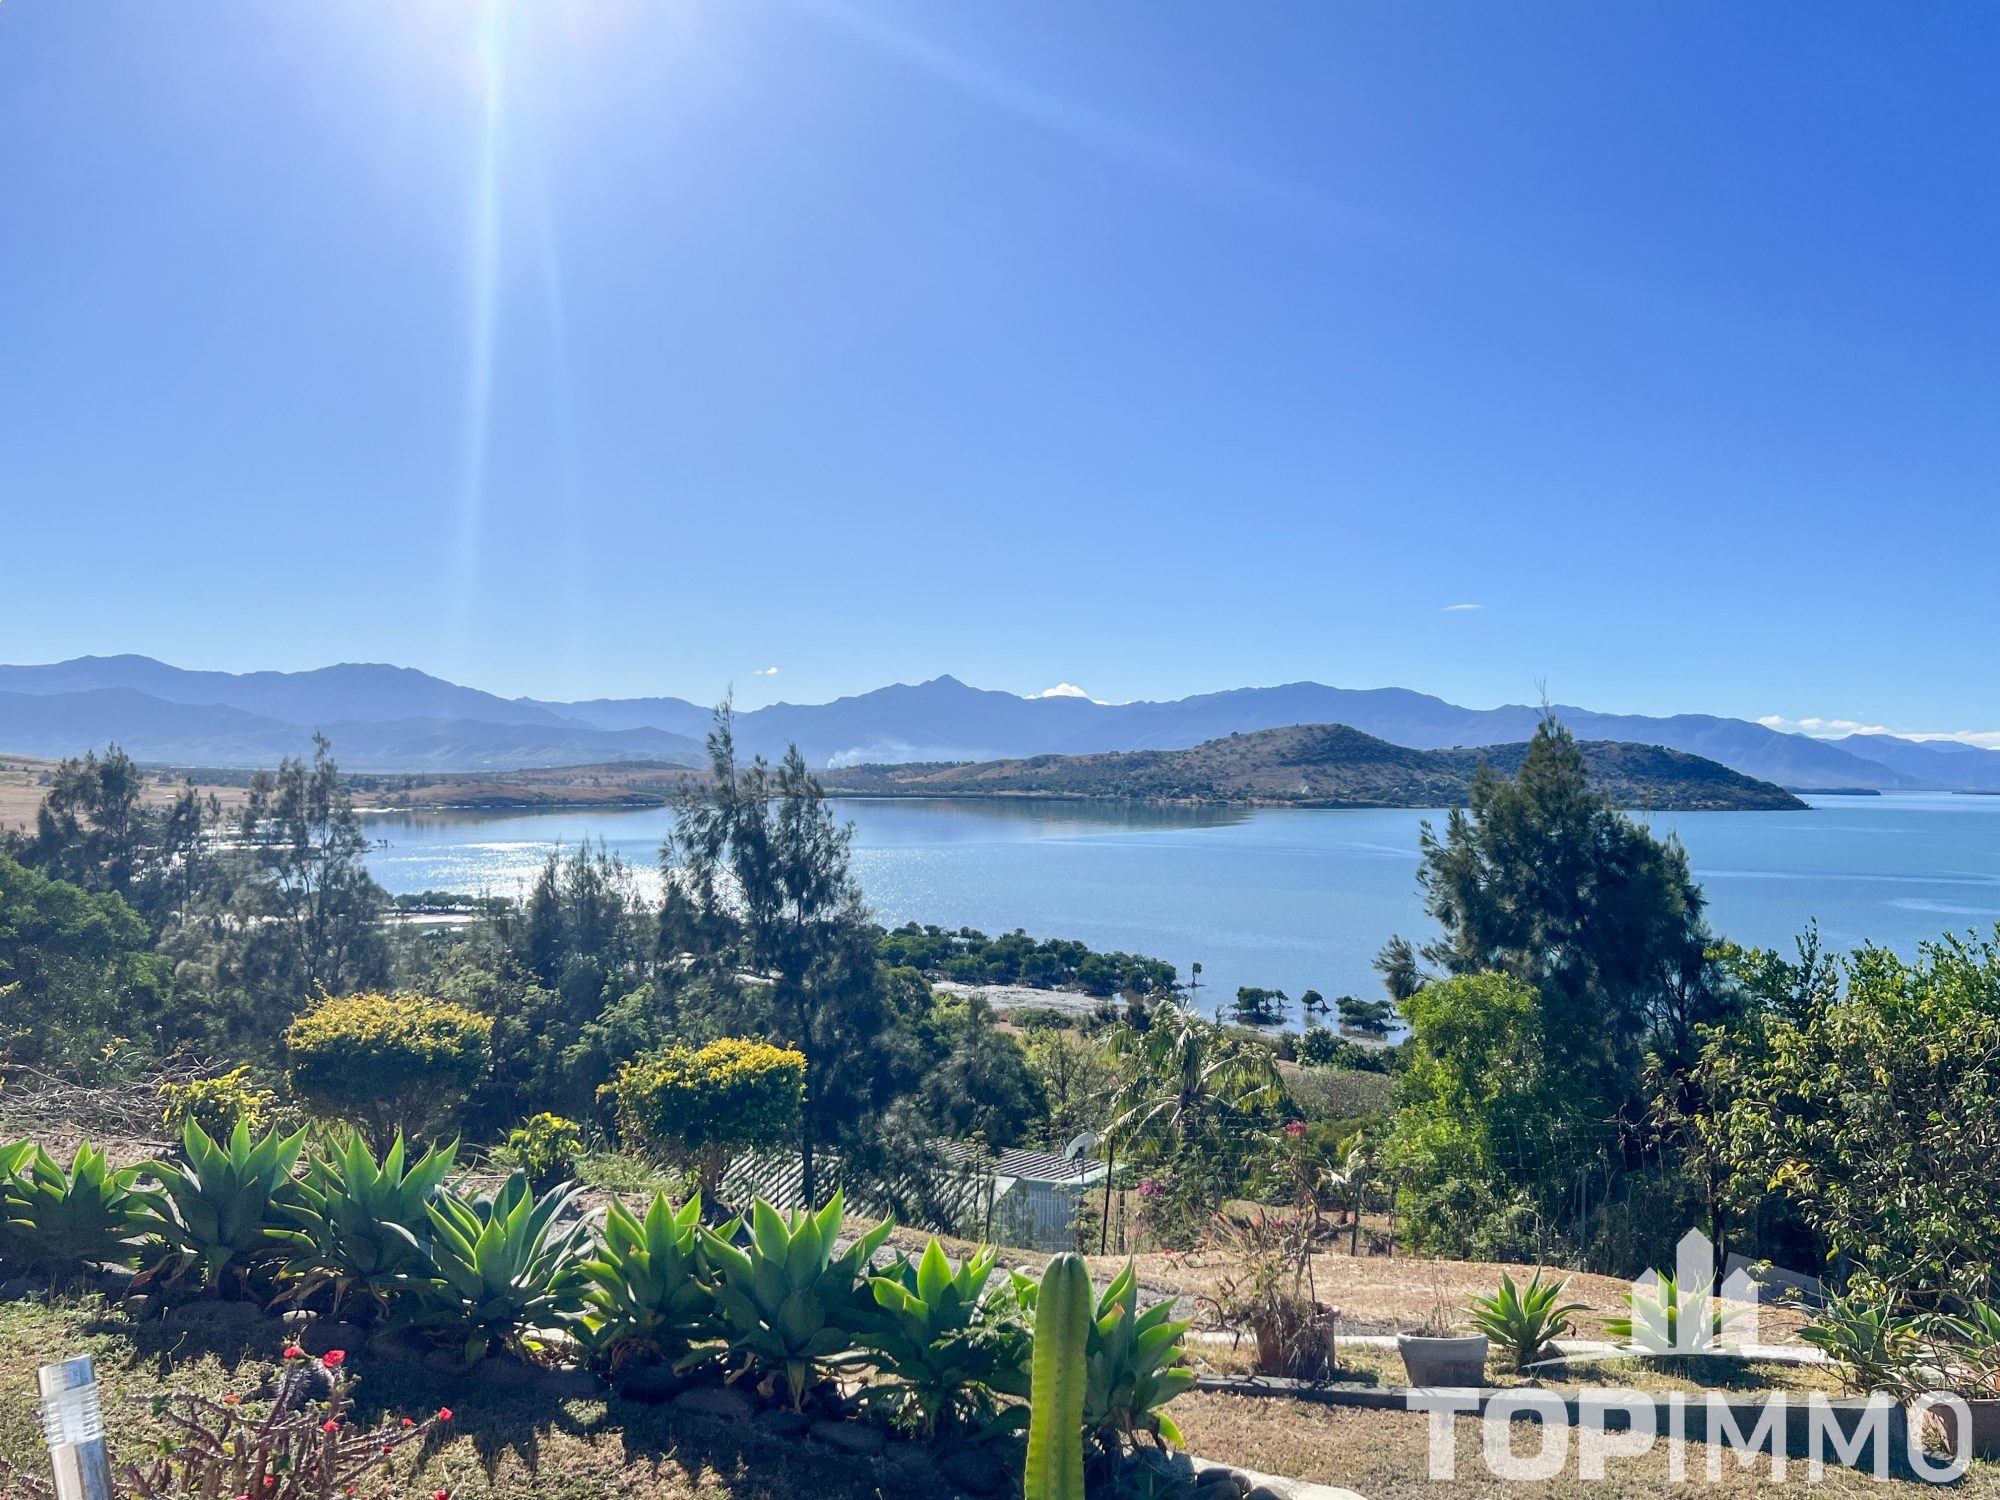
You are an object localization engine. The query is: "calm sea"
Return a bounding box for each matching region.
[361,793,2000,1007]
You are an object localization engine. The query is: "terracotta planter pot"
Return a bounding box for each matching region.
[1919,1397,2000,1461]
[1396,1334,1488,1387]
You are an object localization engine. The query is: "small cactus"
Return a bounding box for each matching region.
[1026,1252,1091,1500]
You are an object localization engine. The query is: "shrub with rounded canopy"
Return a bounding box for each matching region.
[606,1037,804,1200]
[285,992,491,1147]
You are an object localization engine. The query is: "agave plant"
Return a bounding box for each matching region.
[1079,1261,1195,1452]
[1467,1269,1588,1372]
[579,1192,725,1374]
[864,1238,1034,1438]
[1,1142,157,1276]
[700,1192,892,1409]
[141,1119,307,1294]
[1928,1299,2000,1396]
[1606,1269,1747,1354]
[274,1132,456,1321]
[415,1171,593,1365]
[1800,1286,1924,1396]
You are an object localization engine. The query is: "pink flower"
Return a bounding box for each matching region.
[1284,1120,1307,1138]
[321,1420,340,1434]
[436,1408,453,1423]
[321,1350,346,1369]
[400,1418,415,1428]
[1137,1179,1159,1198]
[434,1490,451,1500]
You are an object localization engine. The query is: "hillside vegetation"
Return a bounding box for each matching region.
[821,723,1807,811]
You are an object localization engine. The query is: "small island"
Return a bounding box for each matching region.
[820,723,1808,812]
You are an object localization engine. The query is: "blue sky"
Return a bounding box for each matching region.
[3,2,1996,735]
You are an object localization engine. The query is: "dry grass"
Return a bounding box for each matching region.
[916,1233,1811,1344]
[1172,1387,2000,1498]
[0,753,247,834]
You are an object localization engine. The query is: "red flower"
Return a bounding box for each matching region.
[400,1417,415,1428]
[435,1408,453,1422]
[282,1346,302,1359]
[222,1394,241,1405]
[1284,1120,1307,1138]
[321,1350,346,1369]
[321,1420,340,1434]
[433,1490,451,1500]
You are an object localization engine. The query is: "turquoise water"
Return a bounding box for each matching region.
[361,793,2000,1006]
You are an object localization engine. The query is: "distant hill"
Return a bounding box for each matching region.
[820,724,1809,812]
[1827,732,2000,791]
[1,653,1993,792]
[0,686,703,772]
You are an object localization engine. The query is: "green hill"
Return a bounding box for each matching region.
[821,723,1807,811]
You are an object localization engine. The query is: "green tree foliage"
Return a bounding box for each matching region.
[22,746,220,930]
[904,993,1045,1148]
[1386,972,1559,1259]
[1229,987,1288,1028]
[1695,931,2000,1308]
[0,851,170,1067]
[662,708,909,1205]
[1379,717,1729,1089]
[1377,717,1737,1269]
[1336,994,1396,1040]
[879,923,1176,997]
[462,843,658,1126]
[237,736,391,1003]
[1024,1027,1118,1151]
[284,991,492,1147]
[606,1037,805,1200]
[1104,1005,1285,1243]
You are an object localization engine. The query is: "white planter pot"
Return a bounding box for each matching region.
[1396,1333,1488,1387]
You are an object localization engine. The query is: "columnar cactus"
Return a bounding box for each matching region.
[1026,1252,1091,1500]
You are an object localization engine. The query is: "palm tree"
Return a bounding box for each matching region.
[1096,1004,1285,1249]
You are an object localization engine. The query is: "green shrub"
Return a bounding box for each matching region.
[285,992,491,1147]
[158,1066,278,1141]
[416,1171,593,1365]
[701,1192,891,1409]
[865,1239,1033,1438]
[1467,1269,1588,1371]
[275,1132,456,1322]
[607,1038,804,1200]
[141,1119,307,1295]
[1070,1261,1193,1454]
[505,1113,582,1193]
[580,1193,721,1374]
[1,1141,156,1275]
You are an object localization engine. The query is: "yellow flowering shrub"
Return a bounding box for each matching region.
[605,1037,804,1199]
[158,1065,278,1140]
[285,991,492,1147]
[506,1111,584,1191]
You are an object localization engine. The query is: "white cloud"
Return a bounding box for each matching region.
[753,666,779,676]
[1758,714,2000,748]
[1757,714,1891,738]
[1442,603,1483,612]
[1028,683,1090,699]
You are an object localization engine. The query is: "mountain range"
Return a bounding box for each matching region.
[0,654,1994,792]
